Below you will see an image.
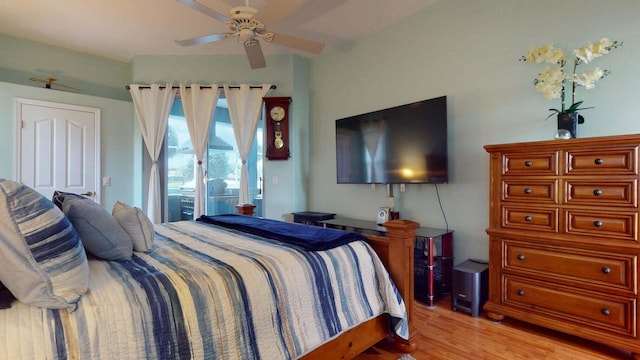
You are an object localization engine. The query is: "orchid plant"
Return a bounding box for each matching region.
[521,38,622,118]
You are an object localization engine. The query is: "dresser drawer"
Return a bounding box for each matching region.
[565,179,637,208]
[502,206,558,232]
[503,240,636,292]
[504,275,636,336]
[502,179,558,204]
[502,151,558,176]
[565,146,638,175]
[565,209,638,241]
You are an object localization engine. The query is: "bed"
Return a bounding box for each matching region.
[0,180,418,360]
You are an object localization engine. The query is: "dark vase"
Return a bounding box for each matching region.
[556,112,585,138]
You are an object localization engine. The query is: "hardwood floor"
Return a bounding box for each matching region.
[355,296,633,359]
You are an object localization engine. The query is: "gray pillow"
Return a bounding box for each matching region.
[0,179,89,310]
[52,190,86,210]
[61,197,133,260]
[112,201,154,252]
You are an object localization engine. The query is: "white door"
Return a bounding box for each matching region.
[15,98,101,203]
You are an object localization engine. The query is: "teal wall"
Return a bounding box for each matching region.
[290,56,311,215]
[2,0,640,262]
[0,82,138,211]
[0,34,130,101]
[309,0,640,262]
[0,34,138,210]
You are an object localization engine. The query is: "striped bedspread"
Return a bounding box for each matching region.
[0,220,408,360]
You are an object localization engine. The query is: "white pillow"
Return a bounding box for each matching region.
[112,201,154,252]
[0,179,89,310]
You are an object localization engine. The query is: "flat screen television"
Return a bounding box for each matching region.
[335,96,447,184]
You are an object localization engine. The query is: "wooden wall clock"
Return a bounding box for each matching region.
[264,96,291,160]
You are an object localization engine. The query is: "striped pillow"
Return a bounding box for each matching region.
[0,179,89,310]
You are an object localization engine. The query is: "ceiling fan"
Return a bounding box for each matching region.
[29,77,81,92]
[175,0,325,69]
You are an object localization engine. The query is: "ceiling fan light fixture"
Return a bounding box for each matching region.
[239,28,255,43]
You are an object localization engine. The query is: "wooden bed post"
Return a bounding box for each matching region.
[300,218,419,360]
[383,219,419,353]
[235,203,256,216]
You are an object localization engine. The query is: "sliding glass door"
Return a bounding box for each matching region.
[166,98,263,221]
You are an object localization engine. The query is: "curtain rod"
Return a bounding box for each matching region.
[125,84,276,90]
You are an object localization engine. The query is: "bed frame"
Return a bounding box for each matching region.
[300,219,419,359]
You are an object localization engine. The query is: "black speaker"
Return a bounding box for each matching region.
[451,259,489,317]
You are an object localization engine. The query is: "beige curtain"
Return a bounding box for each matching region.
[223,84,272,205]
[180,84,220,219]
[129,84,176,224]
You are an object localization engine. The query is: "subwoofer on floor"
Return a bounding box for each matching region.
[451,259,489,317]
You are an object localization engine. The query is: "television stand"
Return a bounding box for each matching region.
[320,217,454,307]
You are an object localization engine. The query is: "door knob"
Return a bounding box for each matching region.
[81,191,94,196]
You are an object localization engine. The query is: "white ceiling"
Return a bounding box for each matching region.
[0,0,438,62]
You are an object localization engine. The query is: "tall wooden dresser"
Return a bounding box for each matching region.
[484,134,640,357]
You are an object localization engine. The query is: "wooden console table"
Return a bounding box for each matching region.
[320,217,454,307]
[291,211,336,226]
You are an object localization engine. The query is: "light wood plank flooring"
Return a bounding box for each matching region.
[355,296,633,359]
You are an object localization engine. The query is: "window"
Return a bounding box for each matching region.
[166,98,263,221]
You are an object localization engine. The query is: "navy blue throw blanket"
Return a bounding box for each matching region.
[0,281,16,309]
[197,214,369,251]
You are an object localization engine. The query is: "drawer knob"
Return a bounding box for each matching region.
[524,216,533,222]
[593,220,603,227]
[517,254,525,261]
[517,289,525,296]
[594,158,604,165]
[593,189,603,196]
[524,160,533,167]
[524,188,532,194]
[601,267,611,274]
[601,308,611,316]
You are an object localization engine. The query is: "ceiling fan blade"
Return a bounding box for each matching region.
[29,77,81,92]
[176,33,232,46]
[268,32,325,54]
[53,83,82,92]
[255,0,301,26]
[176,0,231,23]
[29,77,48,83]
[244,41,267,69]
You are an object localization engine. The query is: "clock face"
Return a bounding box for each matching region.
[270,106,285,121]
